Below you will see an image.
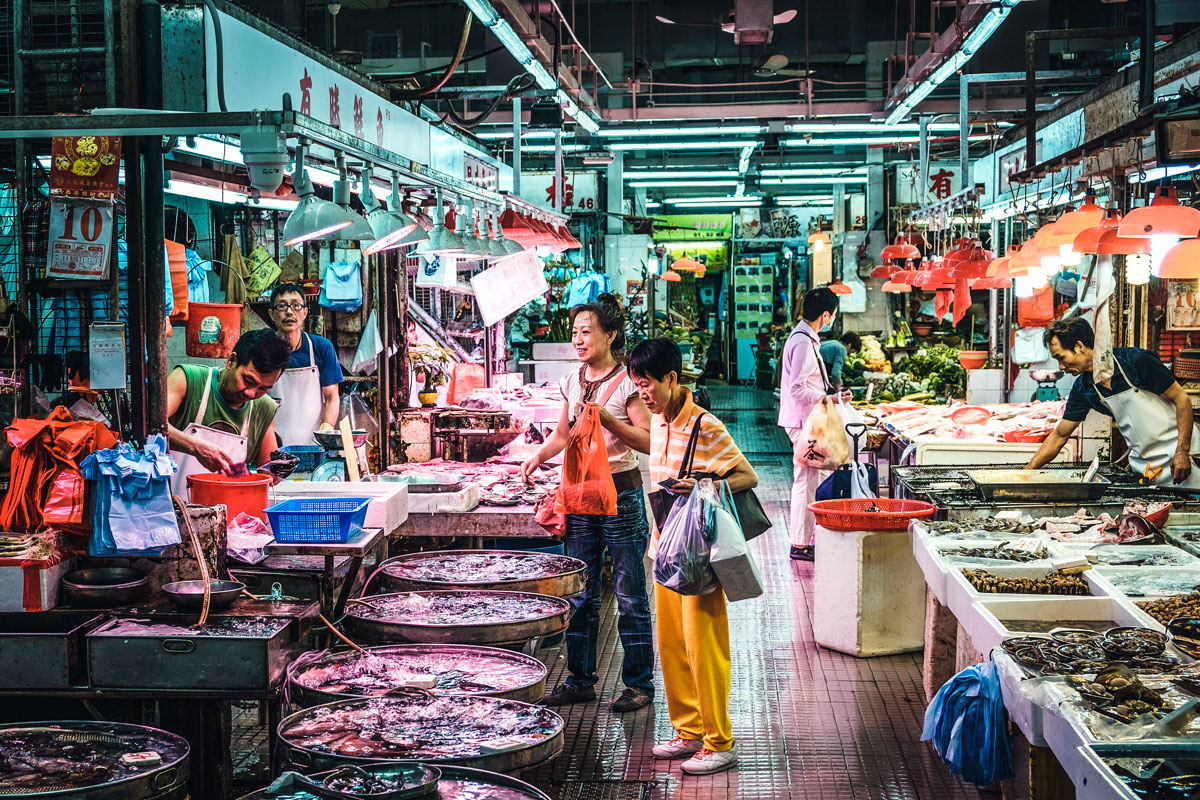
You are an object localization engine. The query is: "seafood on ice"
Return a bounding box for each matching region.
[383,552,583,585]
[349,591,567,626]
[292,647,545,696]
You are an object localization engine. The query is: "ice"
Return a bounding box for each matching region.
[352,592,565,626]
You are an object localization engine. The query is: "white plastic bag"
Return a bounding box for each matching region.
[849,462,877,499]
[710,483,764,601]
[227,511,273,564]
[795,398,850,470]
[653,479,719,596]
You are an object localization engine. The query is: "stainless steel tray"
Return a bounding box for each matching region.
[342,590,570,646]
[966,468,1111,501]
[375,551,586,598]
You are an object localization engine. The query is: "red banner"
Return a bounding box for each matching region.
[49,136,122,198]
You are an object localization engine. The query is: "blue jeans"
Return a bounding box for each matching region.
[563,487,654,694]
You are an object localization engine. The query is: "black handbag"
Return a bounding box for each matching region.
[648,414,772,542]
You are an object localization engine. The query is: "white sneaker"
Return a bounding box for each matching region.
[680,743,739,775]
[652,735,704,760]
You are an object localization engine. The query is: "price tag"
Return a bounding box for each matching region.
[1006,538,1044,554]
[47,198,113,280]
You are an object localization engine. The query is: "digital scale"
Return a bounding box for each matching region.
[1031,369,1063,403]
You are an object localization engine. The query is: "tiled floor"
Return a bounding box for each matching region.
[526,387,987,799]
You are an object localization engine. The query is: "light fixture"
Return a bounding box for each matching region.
[1158,239,1200,279]
[782,134,992,147]
[1072,208,1122,254]
[628,180,741,189]
[414,189,465,257]
[609,140,760,152]
[624,170,740,181]
[282,143,361,246]
[672,255,704,272]
[1014,275,1035,298]
[880,237,921,263]
[760,167,869,177]
[453,200,491,260]
[489,210,524,257]
[760,176,869,185]
[361,169,420,256]
[808,231,831,253]
[829,281,852,296]
[1118,187,1200,240]
[870,264,901,279]
[666,197,763,208]
[884,0,1020,125]
[598,125,766,138]
[660,270,682,282]
[1126,253,1152,285]
[882,280,912,293]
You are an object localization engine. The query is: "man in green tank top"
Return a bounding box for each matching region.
[166,329,291,475]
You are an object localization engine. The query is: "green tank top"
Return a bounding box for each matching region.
[169,364,278,459]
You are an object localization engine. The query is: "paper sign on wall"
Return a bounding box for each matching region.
[47,198,113,280]
[415,254,459,289]
[50,136,121,198]
[88,322,127,390]
[470,251,549,326]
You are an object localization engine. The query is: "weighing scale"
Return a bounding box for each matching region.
[311,428,369,481]
[1031,369,1063,402]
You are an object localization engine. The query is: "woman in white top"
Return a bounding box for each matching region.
[520,297,654,713]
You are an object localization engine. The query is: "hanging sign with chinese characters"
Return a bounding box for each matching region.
[651,214,732,241]
[464,155,500,193]
[896,165,961,205]
[518,172,600,214]
[47,197,113,280]
[49,136,121,198]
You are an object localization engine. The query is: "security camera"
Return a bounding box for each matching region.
[240,128,288,194]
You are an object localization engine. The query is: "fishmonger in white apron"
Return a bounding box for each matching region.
[1099,357,1200,489]
[268,333,324,448]
[169,367,253,496]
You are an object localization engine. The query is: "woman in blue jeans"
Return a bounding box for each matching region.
[520,297,654,713]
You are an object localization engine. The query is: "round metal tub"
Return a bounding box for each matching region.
[0,721,190,799]
[374,551,586,598]
[276,695,564,775]
[342,590,570,647]
[287,644,548,706]
[236,763,552,800]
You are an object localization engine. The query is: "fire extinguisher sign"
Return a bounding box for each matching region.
[47,198,113,280]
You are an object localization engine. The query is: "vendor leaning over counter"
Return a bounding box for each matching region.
[1026,317,1200,488]
[819,332,861,390]
[266,282,345,446]
[166,329,292,492]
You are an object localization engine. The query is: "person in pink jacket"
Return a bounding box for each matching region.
[777,288,850,561]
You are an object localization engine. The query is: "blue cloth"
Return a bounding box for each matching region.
[319,259,363,312]
[185,247,211,304]
[922,661,1014,786]
[820,340,848,387]
[80,434,181,557]
[288,332,344,388]
[565,272,610,306]
[563,487,655,693]
[1062,347,1177,422]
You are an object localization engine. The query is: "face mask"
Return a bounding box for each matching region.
[820,317,834,333]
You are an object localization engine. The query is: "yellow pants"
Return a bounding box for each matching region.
[655,583,733,752]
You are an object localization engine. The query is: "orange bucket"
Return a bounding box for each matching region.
[185,302,242,358]
[187,473,272,522]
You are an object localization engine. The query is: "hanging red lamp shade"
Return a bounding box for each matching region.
[673,256,705,272]
[554,224,581,251]
[499,209,540,246]
[893,269,917,285]
[1049,196,1105,245]
[1118,187,1200,239]
[528,217,558,249]
[563,226,582,249]
[1158,239,1200,279]
[882,280,912,293]
[660,269,682,282]
[880,237,922,263]
[1072,212,1121,255]
[973,276,1012,290]
[1095,228,1151,256]
[870,263,902,279]
[829,281,853,295]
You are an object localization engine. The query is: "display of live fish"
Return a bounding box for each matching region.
[383,552,583,585]
[278,696,562,762]
[350,592,566,626]
[94,617,291,638]
[439,779,544,800]
[0,722,188,792]
[292,646,545,696]
[1037,509,1159,544]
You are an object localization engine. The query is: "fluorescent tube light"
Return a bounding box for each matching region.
[785,122,963,133]
[774,195,834,202]
[609,140,758,151]
[760,176,868,185]
[1128,164,1200,184]
[628,180,741,189]
[760,167,867,176]
[165,179,246,205]
[645,201,661,209]
[624,170,739,180]
[601,125,765,138]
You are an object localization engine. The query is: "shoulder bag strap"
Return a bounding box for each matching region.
[597,370,628,407]
[679,412,707,477]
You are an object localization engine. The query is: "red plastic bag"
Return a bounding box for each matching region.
[447,363,486,406]
[1017,284,1055,327]
[534,493,566,537]
[554,405,617,516]
[42,468,86,529]
[165,239,190,321]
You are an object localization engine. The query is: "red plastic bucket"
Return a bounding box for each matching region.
[187,473,272,522]
[185,302,242,358]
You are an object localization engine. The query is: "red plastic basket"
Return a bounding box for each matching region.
[807,499,937,531]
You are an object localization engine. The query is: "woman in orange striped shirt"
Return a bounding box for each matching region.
[628,337,758,776]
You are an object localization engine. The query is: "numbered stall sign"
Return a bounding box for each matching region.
[47,198,113,280]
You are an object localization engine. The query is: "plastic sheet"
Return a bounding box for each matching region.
[922,660,1015,785]
[80,433,181,556]
[653,478,718,596]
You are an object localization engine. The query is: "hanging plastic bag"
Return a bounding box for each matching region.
[81,434,181,557]
[227,512,273,564]
[533,492,566,537]
[795,398,850,470]
[448,363,486,406]
[849,462,877,499]
[922,660,1015,786]
[319,258,363,312]
[554,405,617,516]
[653,479,718,596]
[1017,283,1055,327]
[710,482,764,601]
[339,392,380,438]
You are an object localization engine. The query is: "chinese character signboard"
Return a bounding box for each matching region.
[465,155,500,193]
[518,172,599,214]
[896,165,960,205]
[47,198,113,280]
[49,136,121,199]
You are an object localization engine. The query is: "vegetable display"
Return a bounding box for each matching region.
[896,345,967,398]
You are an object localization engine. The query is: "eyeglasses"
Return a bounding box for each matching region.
[272,302,307,312]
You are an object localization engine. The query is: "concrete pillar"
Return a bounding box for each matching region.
[867,149,885,235]
[606,152,624,235]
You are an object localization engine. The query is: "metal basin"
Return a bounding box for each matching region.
[60,567,148,607]
[342,590,570,646]
[375,551,587,598]
[315,429,370,450]
[286,644,548,706]
[276,696,564,775]
[161,580,246,611]
[236,763,552,800]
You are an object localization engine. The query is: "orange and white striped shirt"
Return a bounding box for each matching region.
[650,388,749,487]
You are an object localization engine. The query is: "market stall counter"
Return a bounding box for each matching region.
[262,526,387,619]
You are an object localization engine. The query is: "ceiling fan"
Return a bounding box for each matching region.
[655,8,797,33]
[754,54,811,78]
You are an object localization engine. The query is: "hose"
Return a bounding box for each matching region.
[393,13,474,99]
[172,495,213,629]
[445,74,536,129]
[203,0,228,113]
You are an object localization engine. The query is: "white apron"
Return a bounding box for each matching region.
[1098,357,1200,489]
[268,333,324,447]
[169,367,252,497]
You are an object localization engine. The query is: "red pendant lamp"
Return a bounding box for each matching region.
[499,209,540,247]
[673,255,705,273]
[1049,196,1105,245]
[870,263,902,279]
[882,280,912,293]
[660,269,682,282]
[1118,187,1200,239]
[1158,239,1200,279]
[880,237,922,263]
[1072,211,1121,255]
[1095,228,1151,256]
[829,281,853,295]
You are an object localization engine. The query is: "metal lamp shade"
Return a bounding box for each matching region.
[283,193,356,246]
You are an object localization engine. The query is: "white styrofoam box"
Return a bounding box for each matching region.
[813,525,926,657]
[1092,565,1200,599]
[406,483,481,514]
[490,372,524,390]
[0,559,73,612]
[269,482,409,534]
[1055,542,1200,568]
[531,343,578,360]
[519,359,577,384]
[916,538,1066,603]
[993,650,1048,747]
[911,438,1078,466]
[945,564,1115,621]
[1039,682,1098,776]
[912,533,953,604]
[957,596,1150,660]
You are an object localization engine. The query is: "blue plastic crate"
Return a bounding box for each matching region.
[280,445,325,473]
[264,497,371,543]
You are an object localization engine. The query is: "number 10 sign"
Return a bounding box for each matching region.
[47,198,113,280]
